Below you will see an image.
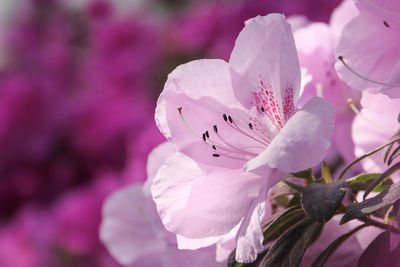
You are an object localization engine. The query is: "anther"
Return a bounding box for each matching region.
[213,125,218,133]
[228,116,233,123]
[205,130,210,138]
[398,112,400,124]
[261,107,265,112]
[212,154,220,157]
[177,106,182,113]
[212,145,216,150]
[248,123,253,130]
[383,21,390,28]
[338,56,400,87]
[223,114,228,121]
[202,133,206,141]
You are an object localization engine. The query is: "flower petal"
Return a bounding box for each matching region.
[100,185,165,266]
[163,244,224,267]
[143,142,176,196]
[229,14,301,125]
[235,189,270,263]
[356,0,400,27]
[155,59,263,169]
[352,92,400,182]
[151,151,264,239]
[335,14,400,96]
[245,97,334,173]
[176,235,223,250]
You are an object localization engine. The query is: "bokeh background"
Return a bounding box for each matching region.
[0,0,342,266]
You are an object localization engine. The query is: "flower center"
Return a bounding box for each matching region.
[177,107,268,161]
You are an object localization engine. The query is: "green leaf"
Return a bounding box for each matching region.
[283,180,304,193]
[321,161,332,184]
[260,217,323,267]
[338,137,400,180]
[291,168,314,182]
[341,182,400,224]
[346,173,381,186]
[310,224,367,267]
[364,161,400,199]
[384,129,400,163]
[301,181,347,223]
[346,173,392,193]
[262,206,306,244]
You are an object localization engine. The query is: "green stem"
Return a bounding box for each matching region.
[339,138,400,180]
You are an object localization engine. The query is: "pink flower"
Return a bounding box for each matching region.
[152,14,334,263]
[100,143,225,267]
[335,0,400,98]
[294,0,360,163]
[352,92,400,181]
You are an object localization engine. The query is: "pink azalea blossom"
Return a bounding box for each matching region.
[352,92,400,181]
[152,14,334,263]
[335,0,400,98]
[100,143,225,267]
[294,0,360,163]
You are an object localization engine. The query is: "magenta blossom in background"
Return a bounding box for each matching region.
[172,0,343,60]
[152,14,334,263]
[335,0,400,98]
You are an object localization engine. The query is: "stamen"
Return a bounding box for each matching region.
[338,56,400,87]
[223,115,270,146]
[213,130,258,156]
[383,20,390,28]
[178,107,266,160]
[213,125,218,133]
[366,0,400,16]
[398,112,400,123]
[261,106,265,112]
[177,107,203,139]
[248,123,253,130]
[347,98,360,115]
[212,152,248,161]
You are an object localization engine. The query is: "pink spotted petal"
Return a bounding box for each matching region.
[229,14,301,127]
[245,97,334,173]
[151,151,265,239]
[156,59,263,169]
